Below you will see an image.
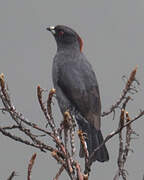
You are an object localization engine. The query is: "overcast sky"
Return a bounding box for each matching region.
[0,0,144,179]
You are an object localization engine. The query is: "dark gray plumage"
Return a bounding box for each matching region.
[47,25,109,163]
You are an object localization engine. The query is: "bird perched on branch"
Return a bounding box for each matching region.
[47,25,109,163]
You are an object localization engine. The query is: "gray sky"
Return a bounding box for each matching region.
[0,0,144,179]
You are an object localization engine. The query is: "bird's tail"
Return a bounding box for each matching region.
[77,116,109,162]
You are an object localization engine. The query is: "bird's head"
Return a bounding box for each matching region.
[47,25,83,52]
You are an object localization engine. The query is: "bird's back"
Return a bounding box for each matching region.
[52,50,101,130]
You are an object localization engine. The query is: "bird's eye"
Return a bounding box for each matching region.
[59,31,64,36]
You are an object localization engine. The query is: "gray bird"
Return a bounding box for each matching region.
[47,25,109,163]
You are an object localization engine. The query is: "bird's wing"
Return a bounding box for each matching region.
[57,58,101,130]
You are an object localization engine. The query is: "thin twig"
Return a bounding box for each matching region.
[75,162,83,180]
[51,151,74,180]
[27,153,37,180]
[114,111,135,180]
[117,109,126,180]
[102,66,138,117]
[47,88,56,125]
[78,130,89,166]
[3,125,20,130]
[37,86,50,122]
[53,165,64,180]
[0,125,54,152]
[7,171,16,180]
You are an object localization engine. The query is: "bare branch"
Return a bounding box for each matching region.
[78,130,89,167]
[47,88,56,125]
[51,151,74,180]
[3,125,20,130]
[7,171,16,180]
[114,110,137,180]
[0,125,54,152]
[85,110,144,173]
[27,153,37,180]
[75,162,84,180]
[0,66,143,180]
[53,165,64,180]
[37,86,58,136]
[102,66,138,117]
[37,86,50,123]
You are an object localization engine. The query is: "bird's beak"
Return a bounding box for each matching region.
[46,26,56,34]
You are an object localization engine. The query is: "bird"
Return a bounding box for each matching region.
[47,25,109,163]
